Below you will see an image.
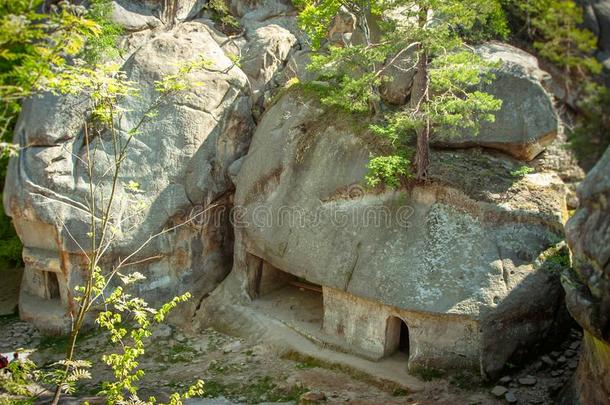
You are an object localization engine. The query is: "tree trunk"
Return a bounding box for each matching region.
[162,0,179,27]
[410,47,429,180]
[410,8,430,181]
[415,116,430,180]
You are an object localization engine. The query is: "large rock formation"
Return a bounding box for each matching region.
[5,21,253,333]
[3,0,302,333]
[563,146,610,404]
[200,90,569,378]
[4,4,575,385]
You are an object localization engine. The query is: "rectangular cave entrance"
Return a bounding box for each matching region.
[252,261,324,331]
[385,316,410,357]
[44,271,61,301]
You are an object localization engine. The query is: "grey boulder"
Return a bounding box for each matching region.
[432,42,558,161]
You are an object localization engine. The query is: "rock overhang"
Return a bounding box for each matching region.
[234,90,567,322]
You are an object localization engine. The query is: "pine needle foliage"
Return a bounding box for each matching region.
[295,0,508,185]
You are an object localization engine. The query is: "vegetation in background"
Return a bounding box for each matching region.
[0,195,22,265]
[508,0,601,99]
[568,83,610,168]
[504,0,610,169]
[0,0,96,265]
[204,0,240,33]
[295,0,508,185]
[82,0,124,64]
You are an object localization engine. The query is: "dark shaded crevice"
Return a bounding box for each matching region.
[497,244,510,290]
[193,292,210,318]
[344,242,361,291]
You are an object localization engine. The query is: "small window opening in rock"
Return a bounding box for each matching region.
[46,271,61,300]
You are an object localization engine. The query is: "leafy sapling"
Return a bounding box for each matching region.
[24,57,211,405]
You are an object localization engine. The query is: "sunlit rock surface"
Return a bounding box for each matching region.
[563,146,610,404]
[200,91,569,378]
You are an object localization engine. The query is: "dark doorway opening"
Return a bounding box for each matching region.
[385,316,410,357]
[45,271,60,300]
[399,320,410,354]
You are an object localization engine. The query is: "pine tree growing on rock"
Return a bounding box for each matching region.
[296,0,508,182]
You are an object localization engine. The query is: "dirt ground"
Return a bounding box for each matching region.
[0,313,582,405]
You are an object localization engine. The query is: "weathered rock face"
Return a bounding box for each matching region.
[203,90,569,378]
[240,22,298,103]
[226,0,302,113]
[3,0,304,334]
[3,20,256,333]
[379,47,417,106]
[5,5,574,380]
[112,0,206,28]
[563,146,610,404]
[432,43,558,161]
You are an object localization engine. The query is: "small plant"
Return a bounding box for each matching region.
[96,286,201,403]
[41,57,211,404]
[0,353,39,398]
[200,380,227,398]
[510,165,535,178]
[169,343,198,362]
[392,387,409,396]
[537,242,571,274]
[366,155,411,188]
